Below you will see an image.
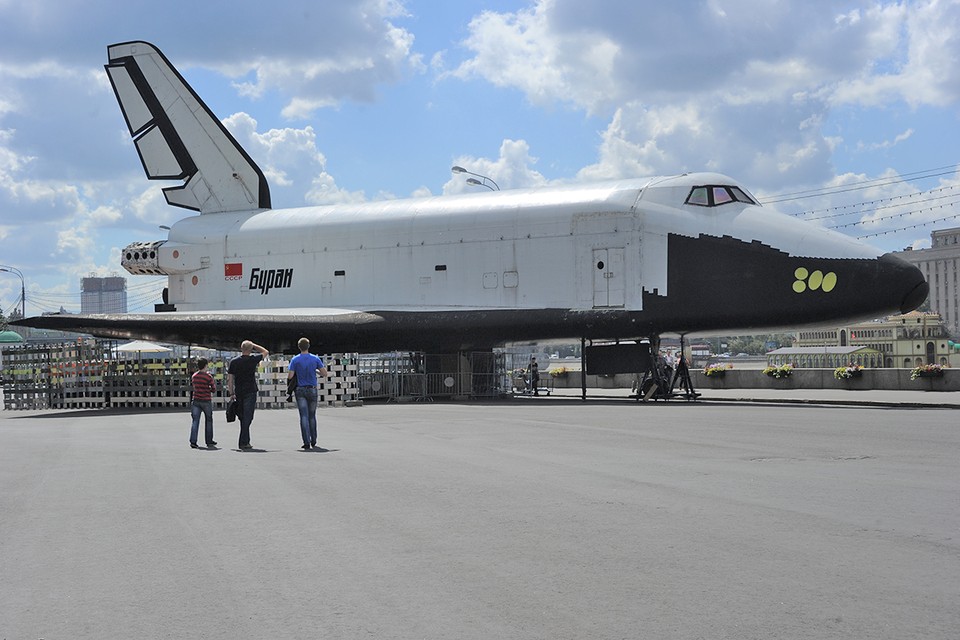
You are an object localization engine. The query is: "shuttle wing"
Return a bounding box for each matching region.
[14,306,639,355]
[105,41,271,213]
[18,308,385,355]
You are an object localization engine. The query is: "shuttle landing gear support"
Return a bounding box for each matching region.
[635,336,700,402]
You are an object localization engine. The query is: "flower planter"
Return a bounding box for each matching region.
[763,365,794,380]
[911,365,944,380]
[836,370,863,381]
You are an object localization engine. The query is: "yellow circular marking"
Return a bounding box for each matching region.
[822,272,837,292]
[793,280,807,293]
[794,267,808,280]
[808,270,823,291]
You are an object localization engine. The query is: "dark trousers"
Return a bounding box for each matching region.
[236,392,257,448]
[190,400,214,445]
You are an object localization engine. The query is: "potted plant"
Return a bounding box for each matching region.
[763,364,794,379]
[910,363,944,380]
[703,364,730,378]
[834,364,863,380]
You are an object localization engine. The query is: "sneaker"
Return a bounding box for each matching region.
[190,443,200,449]
[301,444,311,450]
[207,441,217,446]
[240,444,253,450]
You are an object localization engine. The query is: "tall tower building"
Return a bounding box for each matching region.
[81,276,128,314]
[894,228,960,338]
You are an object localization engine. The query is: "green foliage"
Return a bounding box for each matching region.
[703,364,730,377]
[762,364,794,378]
[714,333,794,355]
[834,364,863,380]
[910,363,943,380]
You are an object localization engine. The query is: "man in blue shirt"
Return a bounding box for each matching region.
[287,337,329,450]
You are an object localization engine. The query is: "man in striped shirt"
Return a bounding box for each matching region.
[190,357,218,449]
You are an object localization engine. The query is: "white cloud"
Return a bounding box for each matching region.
[122,187,176,230]
[305,173,369,205]
[449,1,619,113]
[449,0,959,193]
[827,1,960,107]
[856,128,915,152]
[205,2,421,119]
[575,108,666,182]
[218,112,374,206]
[445,139,548,194]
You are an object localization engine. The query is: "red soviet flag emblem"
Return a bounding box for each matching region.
[224,263,243,280]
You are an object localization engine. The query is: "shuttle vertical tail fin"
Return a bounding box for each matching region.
[105,41,271,213]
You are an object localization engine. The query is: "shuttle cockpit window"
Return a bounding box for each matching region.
[685,185,758,207]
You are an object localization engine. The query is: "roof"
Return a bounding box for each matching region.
[0,330,24,344]
[767,346,879,355]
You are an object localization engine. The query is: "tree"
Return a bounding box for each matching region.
[720,333,794,355]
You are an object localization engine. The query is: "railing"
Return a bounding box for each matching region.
[1,341,360,410]
[356,351,511,401]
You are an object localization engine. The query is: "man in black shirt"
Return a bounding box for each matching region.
[529,356,540,396]
[227,340,269,450]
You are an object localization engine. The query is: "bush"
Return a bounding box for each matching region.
[834,364,863,380]
[910,363,943,380]
[762,364,794,379]
[703,364,730,377]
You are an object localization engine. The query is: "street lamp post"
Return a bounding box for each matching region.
[466,177,495,191]
[0,265,25,318]
[451,165,500,191]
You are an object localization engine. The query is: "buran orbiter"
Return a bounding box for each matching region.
[19,41,928,358]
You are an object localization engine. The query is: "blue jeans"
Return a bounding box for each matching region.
[295,386,318,446]
[236,392,258,448]
[190,400,214,445]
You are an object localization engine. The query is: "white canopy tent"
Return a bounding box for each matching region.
[115,340,171,354]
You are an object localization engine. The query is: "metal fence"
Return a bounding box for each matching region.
[1,341,522,409]
[357,351,510,401]
[1,340,359,411]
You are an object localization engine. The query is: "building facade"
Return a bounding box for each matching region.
[794,311,956,367]
[767,345,882,369]
[80,277,127,314]
[895,227,960,337]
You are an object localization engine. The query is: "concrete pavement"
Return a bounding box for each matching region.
[545,385,960,408]
[1,399,957,639]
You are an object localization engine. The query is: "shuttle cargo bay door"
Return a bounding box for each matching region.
[593,248,625,308]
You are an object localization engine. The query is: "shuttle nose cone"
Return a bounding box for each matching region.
[879,253,928,314]
[900,279,929,314]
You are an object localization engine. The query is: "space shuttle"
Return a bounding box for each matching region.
[18,41,928,357]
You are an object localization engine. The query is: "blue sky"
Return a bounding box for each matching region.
[1,0,959,315]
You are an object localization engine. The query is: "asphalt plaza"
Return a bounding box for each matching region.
[1,397,957,639]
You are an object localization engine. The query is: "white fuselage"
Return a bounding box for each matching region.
[148,173,879,314]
